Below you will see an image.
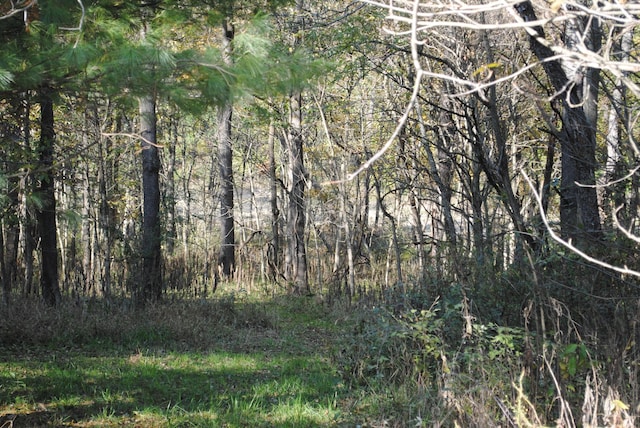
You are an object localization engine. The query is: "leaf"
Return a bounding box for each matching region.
[0,68,14,89]
[567,355,577,377]
[613,399,629,411]
[472,62,502,77]
[563,343,578,355]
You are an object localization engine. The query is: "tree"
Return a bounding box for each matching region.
[514,0,601,243]
[139,93,162,302]
[0,1,87,304]
[208,0,295,281]
[217,17,236,279]
[358,0,640,274]
[137,4,163,303]
[36,87,62,306]
[283,0,308,294]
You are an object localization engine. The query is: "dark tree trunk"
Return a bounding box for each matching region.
[515,1,601,241]
[1,134,20,304]
[166,115,177,255]
[217,19,235,279]
[139,95,162,303]
[24,216,36,296]
[37,88,61,306]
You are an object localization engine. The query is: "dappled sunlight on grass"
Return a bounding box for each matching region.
[0,295,346,427]
[0,349,343,427]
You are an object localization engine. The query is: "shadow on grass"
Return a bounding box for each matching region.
[0,296,344,427]
[0,348,341,427]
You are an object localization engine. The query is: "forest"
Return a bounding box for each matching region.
[1,0,640,426]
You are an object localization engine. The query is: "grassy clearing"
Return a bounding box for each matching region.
[0,292,350,427]
[2,287,637,427]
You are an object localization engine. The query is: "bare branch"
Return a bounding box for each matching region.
[342,0,426,181]
[360,0,640,96]
[0,0,36,21]
[59,0,86,32]
[522,171,640,278]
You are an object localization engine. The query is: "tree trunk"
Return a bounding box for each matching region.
[0,218,7,305]
[268,121,281,280]
[81,164,92,295]
[284,0,308,294]
[604,28,631,221]
[470,156,486,266]
[373,174,403,286]
[1,132,20,303]
[340,162,356,297]
[166,115,177,255]
[416,100,457,247]
[515,1,601,241]
[37,87,61,306]
[398,129,427,279]
[217,19,235,279]
[286,90,308,294]
[139,94,162,303]
[97,127,113,298]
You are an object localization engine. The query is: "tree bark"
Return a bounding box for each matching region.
[284,0,308,294]
[0,218,7,305]
[1,130,20,303]
[37,87,61,306]
[81,163,92,295]
[268,121,281,280]
[340,162,356,297]
[166,114,177,255]
[286,90,308,294]
[97,123,113,298]
[217,19,235,279]
[604,28,631,220]
[416,100,457,247]
[139,94,162,303]
[515,1,601,241]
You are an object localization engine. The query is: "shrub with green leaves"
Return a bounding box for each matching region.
[335,301,445,387]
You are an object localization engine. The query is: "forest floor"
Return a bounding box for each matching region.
[0,290,401,427]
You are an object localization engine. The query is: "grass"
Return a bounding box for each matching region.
[3,287,635,427]
[0,292,352,427]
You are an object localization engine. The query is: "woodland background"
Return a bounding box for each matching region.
[1,0,640,426]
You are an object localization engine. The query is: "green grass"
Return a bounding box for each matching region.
[0,293,353,427]
[3,288,633,426]
[10,288,619,427]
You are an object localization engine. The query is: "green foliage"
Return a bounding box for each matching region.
[59,42,100,73]
[39,0,85,27]
[264,46,331,95]
[336,301,445,387]
[559,342,589,379]
[470,323,525,361]
[0,68,14,90]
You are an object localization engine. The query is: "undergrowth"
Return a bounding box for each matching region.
[334,277,640,427]
[0,278,639,427]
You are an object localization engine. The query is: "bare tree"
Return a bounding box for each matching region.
[359,0,640,272]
